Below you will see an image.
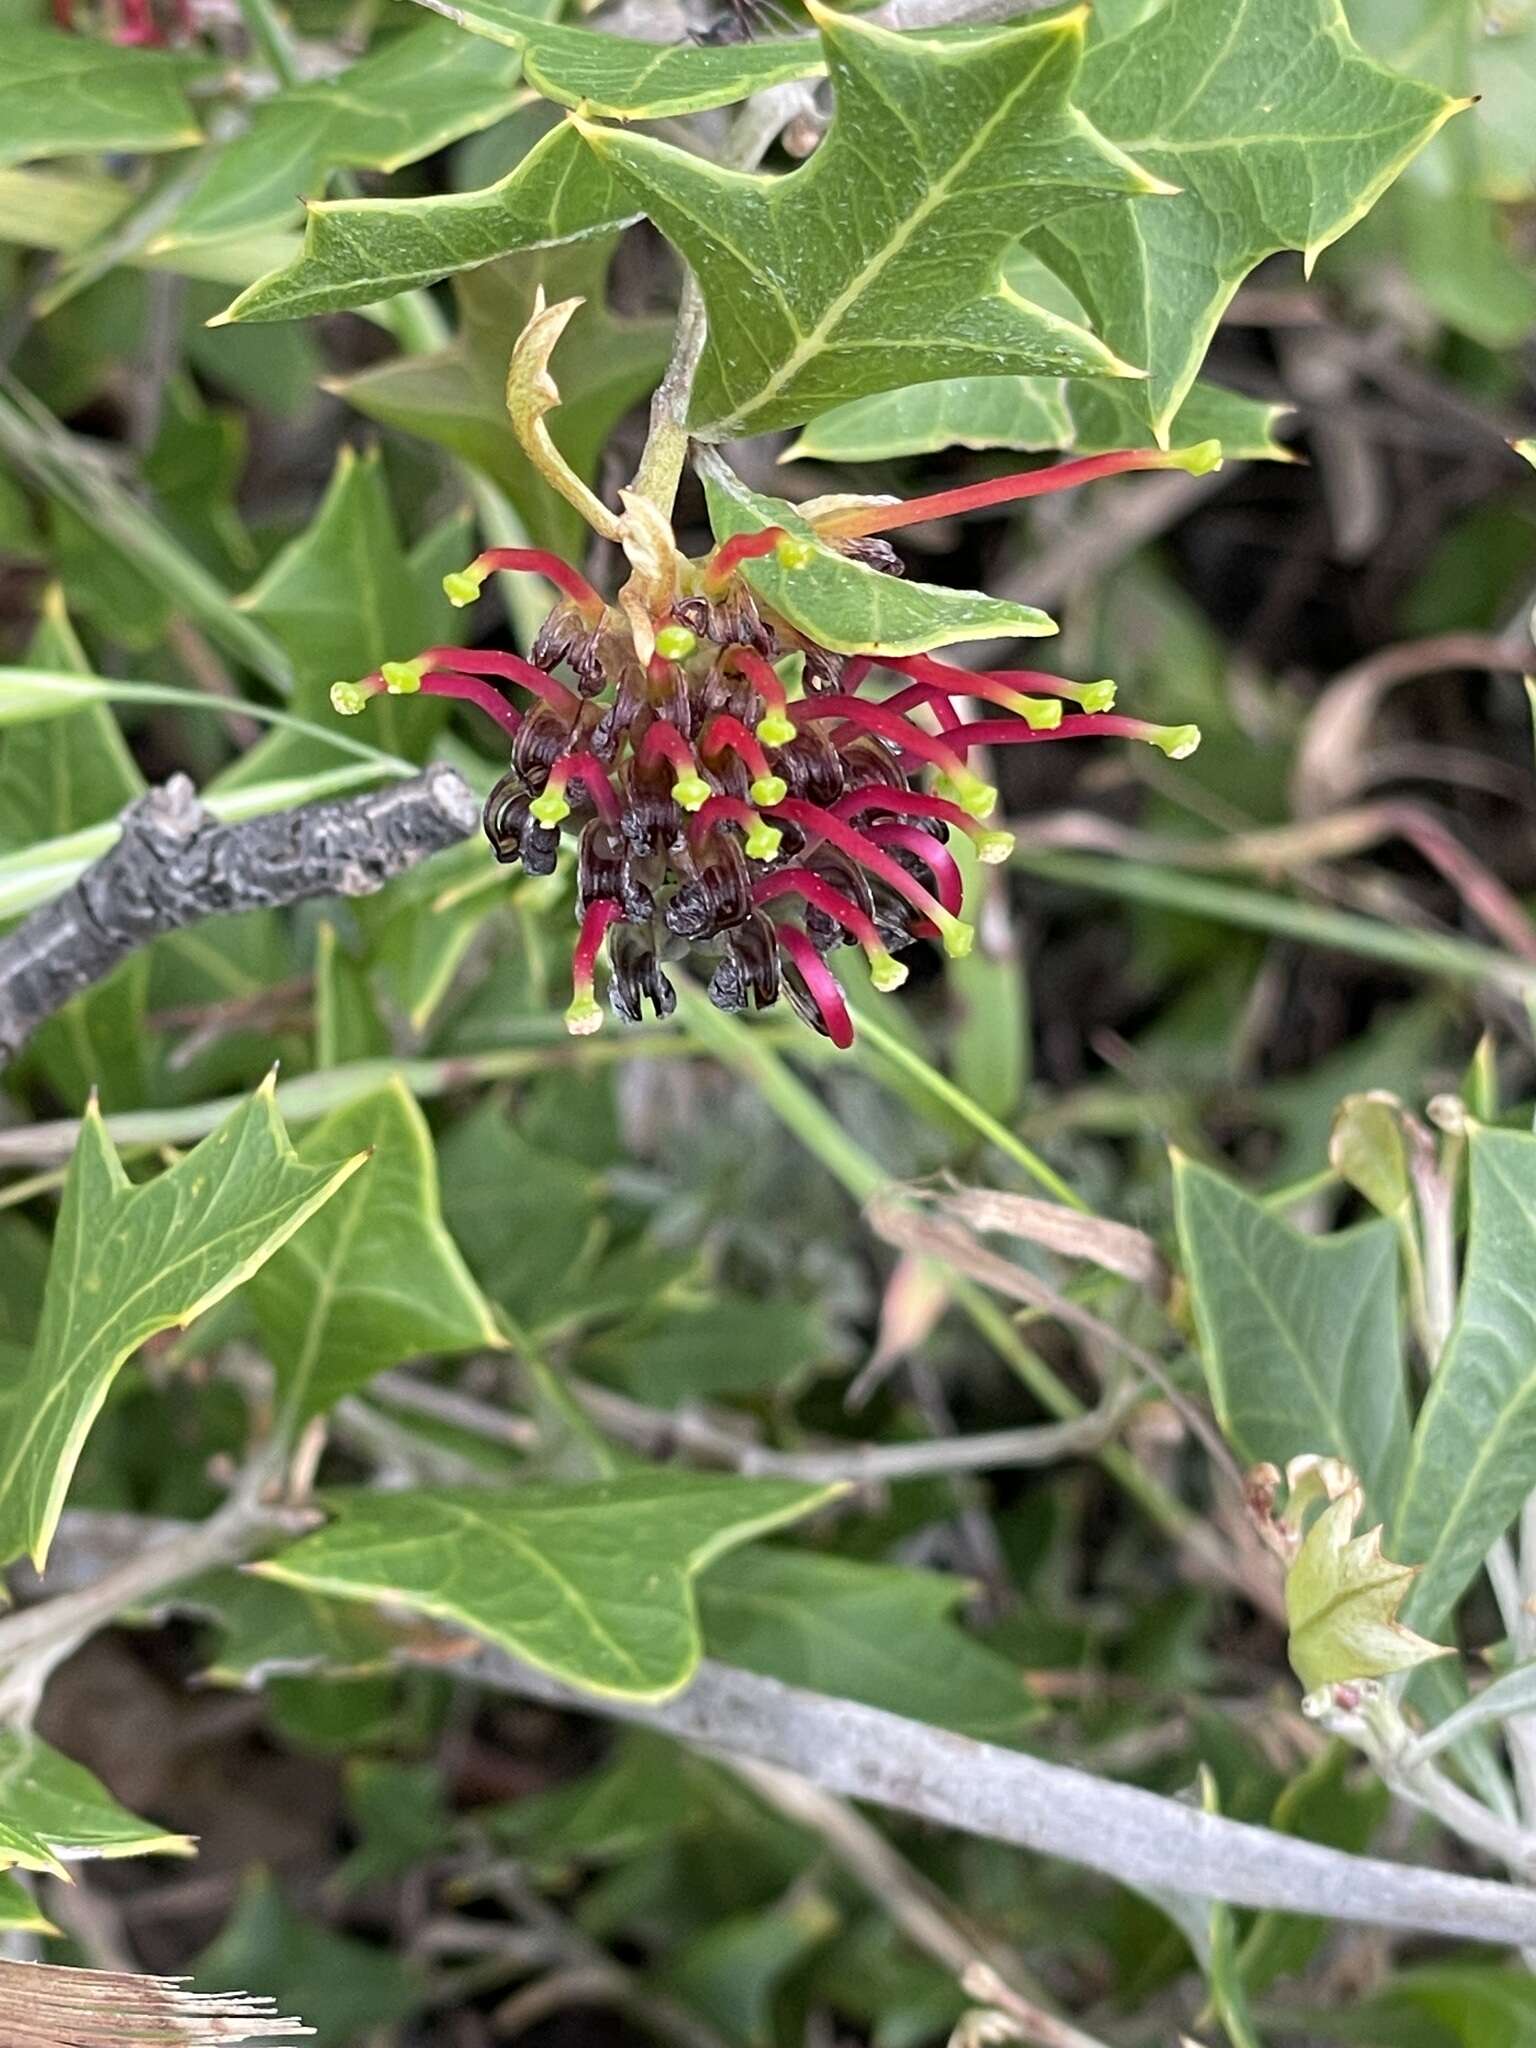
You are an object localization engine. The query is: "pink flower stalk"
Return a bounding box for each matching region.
[863,820,965,917]
[638,720,714,811]
[833,785,1014,864]
[691,794,783,863]
[776,924,855,1049]
[788,695,997,818]
[566,898,624,1036]
[771,798,974,957]
[754,868,909,991]
[529,752,623,830]
[444,547,604,613]
[701,526,813,591]
[878,683,965,732]
[947,715,1202,759]
[699,714,789,808]
[330,664,525,742]
[414,647,581,720]
[812,443,1223,541]
[883,652,1070,728]
[728,646,797,745]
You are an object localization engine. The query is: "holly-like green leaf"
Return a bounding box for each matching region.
[1026,0,1461,442]
[1286,1477,1450,1693]
[259,1475,840,1700]
[699,1549,1039,1744]
[0,592,149,1108]
[156,20,522,252]
[218,119,634,324]
[1350,0,1536,203]
[224,445,460,781]
[0,1872,54,1935]
[248,1081,504,1425]
[331,243,671,562]
[180,1569,411,1688]
[194,1870,419,2042]
[787,371,1291,465]
[0,1731,193,1871]
[1172,1152,1410,1518]
[405,0,822,118]
[700,455,1055,657]
[0,1078,367,1570]
[1394,1125,1536,1632]
[581,4,1162,439]
[0,27,202,168]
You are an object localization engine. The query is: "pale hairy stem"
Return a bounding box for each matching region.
[416,1648,1536,1947]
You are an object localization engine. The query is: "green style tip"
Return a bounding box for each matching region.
[750,774,789,810]
[672,773,713,813]
[329,680,371,717]
[529,790,572,829]
[1168,439,1223,477]
[654,624,699,662]
[1156,723,1201,760]
[565,993,603,1037]
[443,569,483,607]
[381,660,424,695]
[774,534,815,570]
[756,711,798,748]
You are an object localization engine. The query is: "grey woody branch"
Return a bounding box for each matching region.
[0,768,479,1068]
[446,1650,1536,1950]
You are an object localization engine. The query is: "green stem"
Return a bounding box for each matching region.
[678,987,1199,1551]
[1014,850,1536,998]
[0,380,293,694]
[847,998,1089,1213]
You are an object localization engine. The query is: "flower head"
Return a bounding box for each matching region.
[334,457,1205,1046]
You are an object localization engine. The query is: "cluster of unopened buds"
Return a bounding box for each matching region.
[332,449,1208,1047]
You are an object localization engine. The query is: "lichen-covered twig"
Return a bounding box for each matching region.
[0,768,478,1069]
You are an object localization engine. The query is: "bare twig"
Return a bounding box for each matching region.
[367,1365,1137,1485]
[422,1650,1536,1948]
[0,768,478,1069]
[0,1461,315,1725]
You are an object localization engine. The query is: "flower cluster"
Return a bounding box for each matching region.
[332,451,1205,1046]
